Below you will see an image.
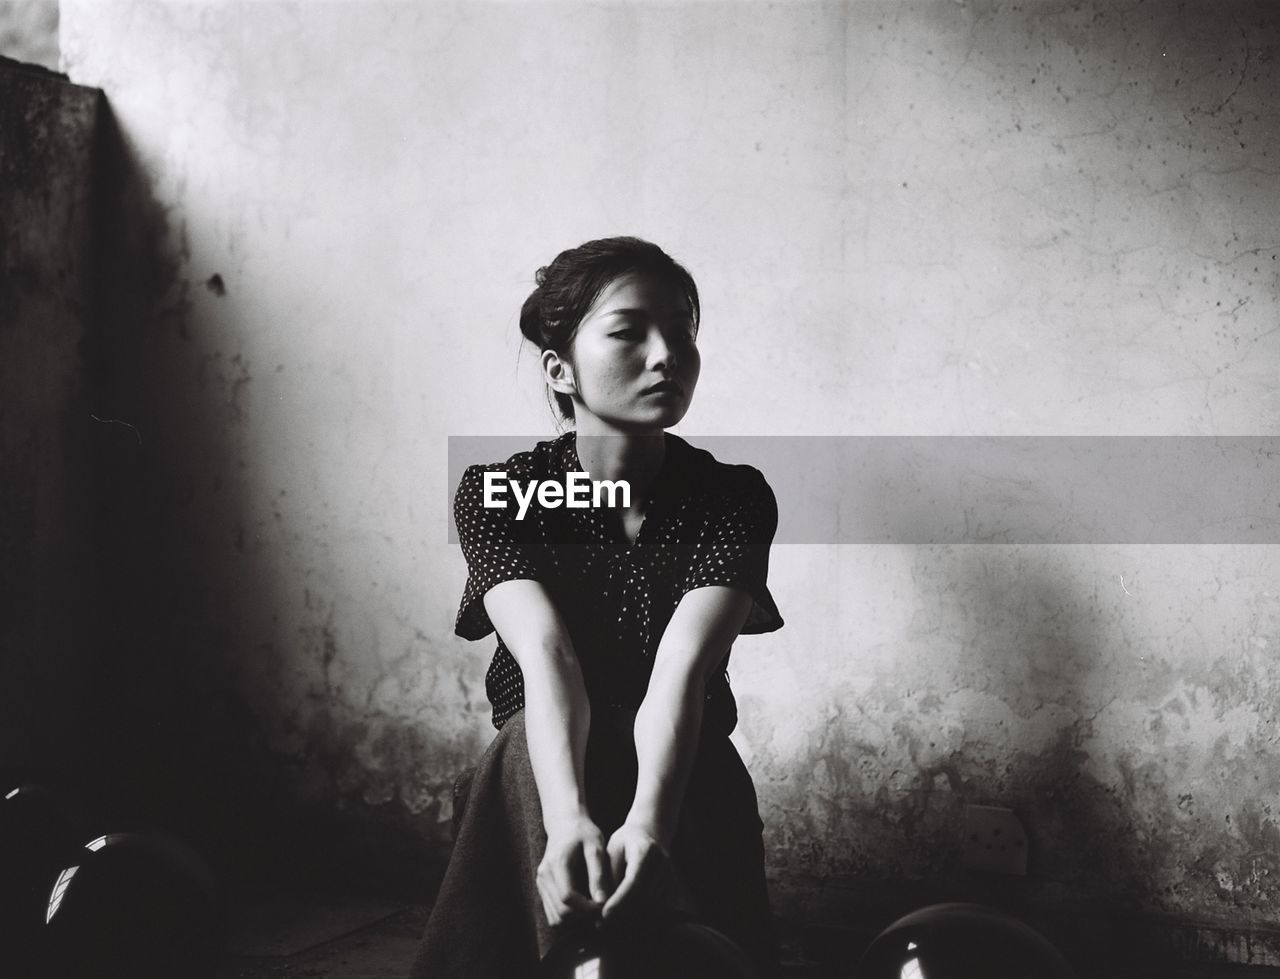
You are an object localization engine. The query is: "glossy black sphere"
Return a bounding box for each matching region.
[0,784,84,973]
[857,903,1076,979]
[44,831,220,979]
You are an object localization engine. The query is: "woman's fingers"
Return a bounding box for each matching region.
[583,840,613,903]
[549,856,578,912]
[602,866,642,917]
[554,851,604,912]
[564,891,601,914]
[538,878,562,927]
[602,861,638,916]
[538,831,609,929]
[602,828,661,918]
[539,877,595,928]
[607,833,629,887]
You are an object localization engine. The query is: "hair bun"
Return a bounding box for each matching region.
[518,290,544,345]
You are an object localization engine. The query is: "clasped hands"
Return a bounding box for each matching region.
[537,815,673,928]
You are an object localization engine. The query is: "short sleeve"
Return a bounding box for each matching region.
[682,467,784,635]
[453,464,540,639]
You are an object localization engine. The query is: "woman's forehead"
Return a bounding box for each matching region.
[587,272,692,319]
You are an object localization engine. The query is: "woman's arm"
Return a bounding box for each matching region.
[602,584,754,918]
[483,578,612,924]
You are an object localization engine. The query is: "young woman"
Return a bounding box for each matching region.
[410,237,784,977]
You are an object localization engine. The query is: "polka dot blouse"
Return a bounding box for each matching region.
[453,432,784,736]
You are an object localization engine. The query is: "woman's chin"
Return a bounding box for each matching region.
[583,406,690,434]
[649,399,692,426]
[640,407,690,431]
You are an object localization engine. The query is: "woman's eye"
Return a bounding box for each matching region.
[610,329,643,340]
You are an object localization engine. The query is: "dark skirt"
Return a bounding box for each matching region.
[409,708,779,978]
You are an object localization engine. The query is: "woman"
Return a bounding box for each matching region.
[410,237,784,977]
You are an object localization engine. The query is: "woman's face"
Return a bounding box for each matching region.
[551,271,701,435]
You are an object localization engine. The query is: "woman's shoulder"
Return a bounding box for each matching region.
[669,434,770,484]
[664,436,781,560]
[666,435,776,506]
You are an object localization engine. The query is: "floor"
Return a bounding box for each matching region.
[212,901,1280,979]
[215,903,427,979]
[211,904,845,978]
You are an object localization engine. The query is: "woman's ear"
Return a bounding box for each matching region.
[541,348,577,398]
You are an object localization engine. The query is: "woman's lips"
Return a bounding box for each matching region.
[641,381,682,396]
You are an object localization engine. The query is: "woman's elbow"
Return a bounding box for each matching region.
[645,652,713,708]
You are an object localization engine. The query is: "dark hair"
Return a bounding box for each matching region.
[519,236,700,421]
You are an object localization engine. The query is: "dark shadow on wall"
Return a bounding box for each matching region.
[782,551,1247,976]
[0,57,98,783]
[82,92,286,895]
[948,554,1153,974]
[80,95,444,903]
[933,553,1280,970]
[799,559,1154,975]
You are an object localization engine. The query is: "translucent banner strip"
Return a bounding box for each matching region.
[447,436,1280,544]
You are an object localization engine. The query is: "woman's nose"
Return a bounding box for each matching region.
[646,332,676,370]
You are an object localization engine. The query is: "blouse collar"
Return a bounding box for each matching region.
[552,431,696,517]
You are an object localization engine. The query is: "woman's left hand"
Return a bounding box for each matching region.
[601,823,672,919]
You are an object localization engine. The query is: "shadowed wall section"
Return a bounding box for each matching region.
[0,59,98,778]
[53,0,1279,948]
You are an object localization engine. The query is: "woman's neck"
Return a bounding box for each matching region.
[573,428,666,505]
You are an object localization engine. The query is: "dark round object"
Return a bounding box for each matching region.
[539,912,759,979]
[0,784,85,972]
[44,831,221,979]
[857,902,1076,979]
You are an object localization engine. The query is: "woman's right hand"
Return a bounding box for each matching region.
[537,813,613,927]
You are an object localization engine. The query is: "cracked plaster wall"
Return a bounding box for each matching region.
[58,0,1279,925]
